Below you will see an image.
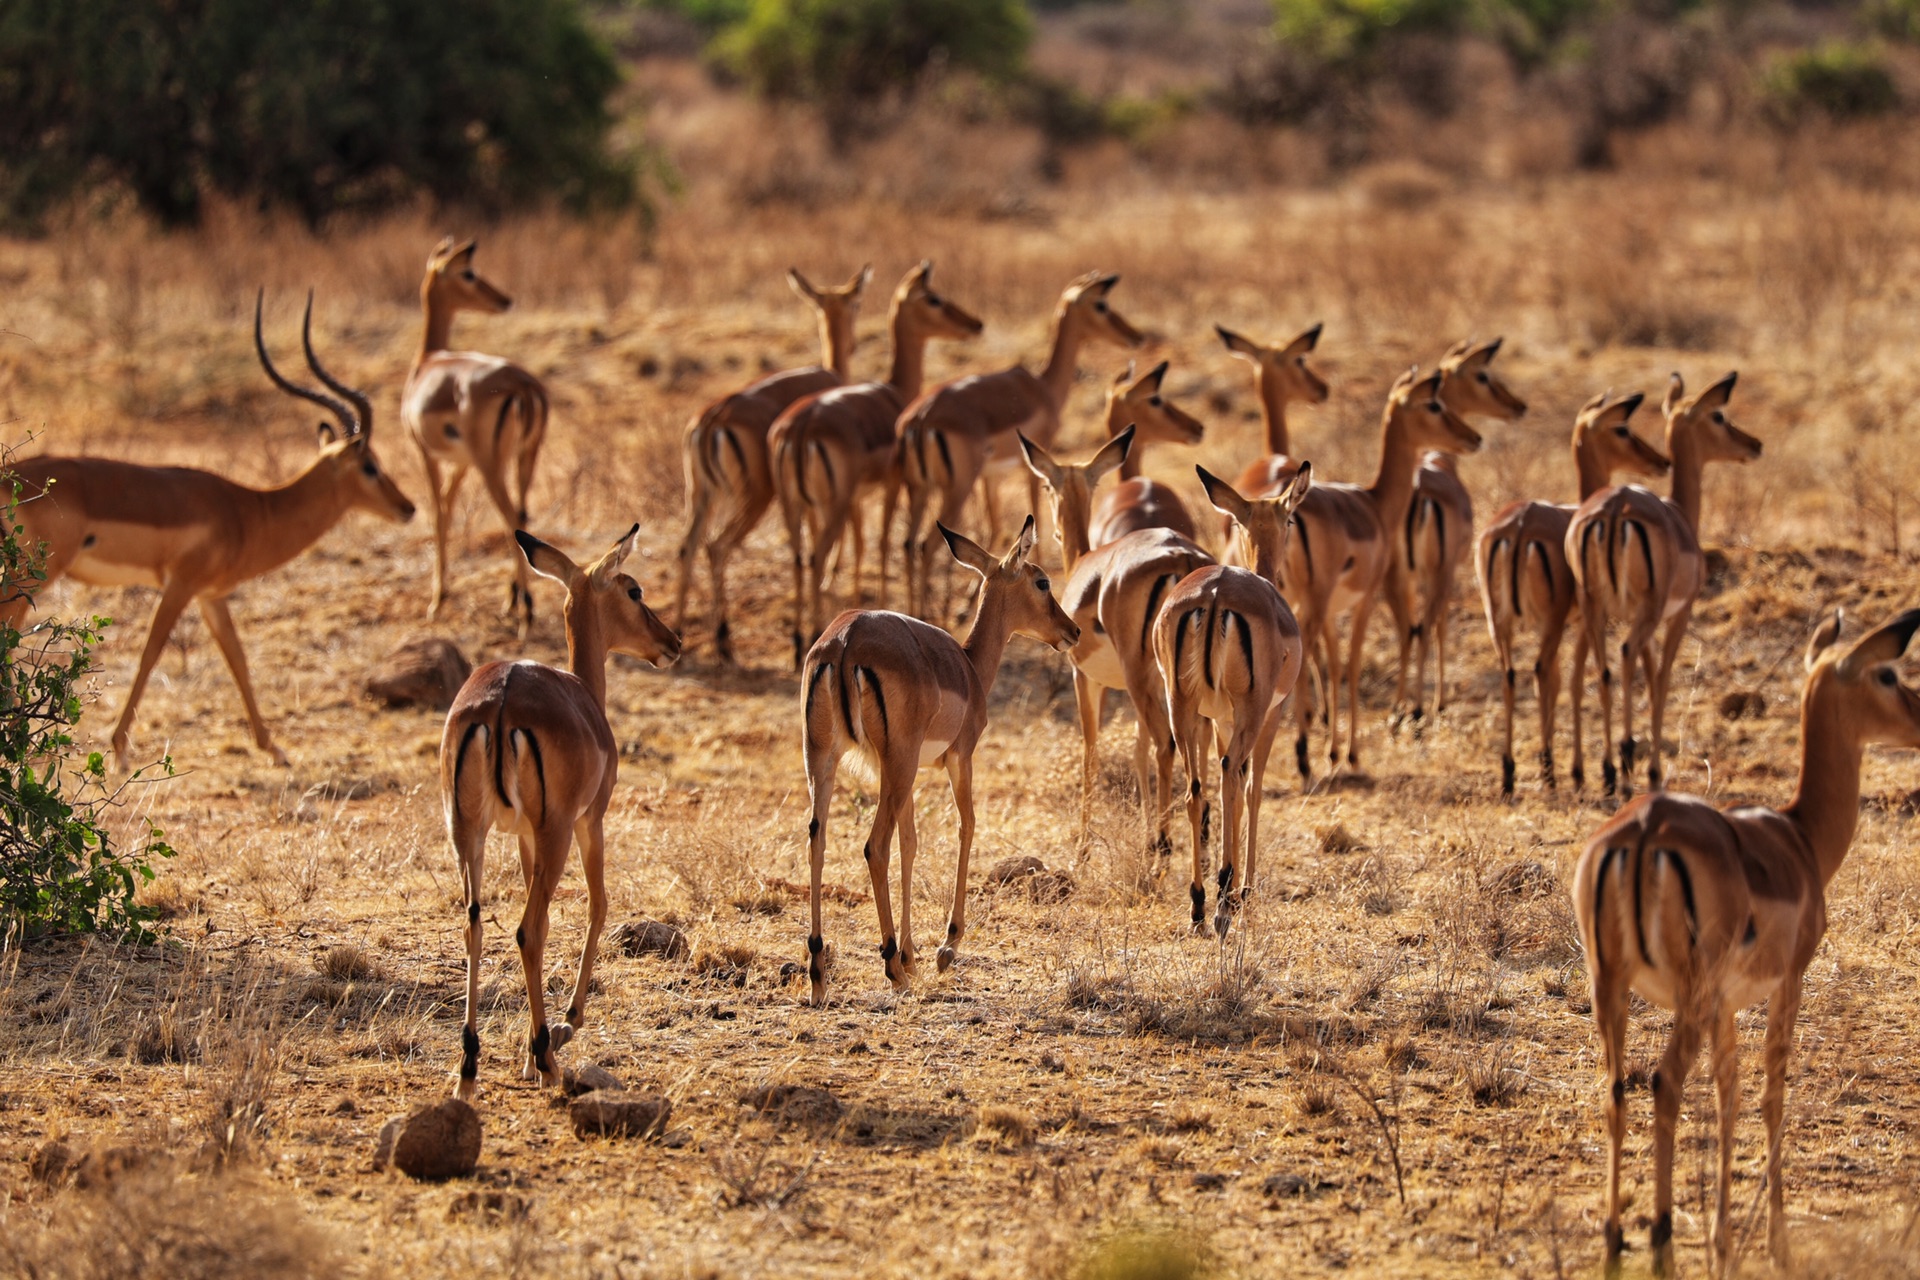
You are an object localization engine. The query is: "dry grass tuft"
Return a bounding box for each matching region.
[314,943,382,982]
[1318,823,1363,854]
[976,1104,1037,1147]
[1072,1225,1215,1280]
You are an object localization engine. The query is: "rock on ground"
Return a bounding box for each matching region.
[609,920,689,960]
[374,1098,481,1180]
[739,1083,843,1125]
[568,1091,672,1139]
[365,636,471,710]
[562,1063,624,1097]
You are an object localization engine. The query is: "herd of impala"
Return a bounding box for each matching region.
[3,242,1913,1277]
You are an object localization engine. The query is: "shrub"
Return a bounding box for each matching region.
[1272,0,1476,66]
[0,469,174,941]
[0,0,637,229]
[1762,42,1900,123]
[712,0,1034,139]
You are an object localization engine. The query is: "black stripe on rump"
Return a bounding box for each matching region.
[1432,502,1447,564]
[1529,539,1554,602]
[859,667,888,738]
[492,666,516,808]
[1171,606,1192,682]
[805,659,832,726]
[813,439,837,499]
[493,393,516,445]
[1404,500,1421,570]
[1591,847,1617,965]
[721,422,747,475]
[1139,573,1173,659]
[1626,519,1656,595]
[1201,598,1218,689]
[1294,516,1312,584]
[1631,832,1651,966]
[1232,611,1254,686]
[1659,849,1699,946]
[455,721,486,804]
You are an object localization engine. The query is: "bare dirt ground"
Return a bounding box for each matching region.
[3,151,1920,1278]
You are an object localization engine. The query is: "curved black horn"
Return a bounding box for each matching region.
[254,290,355,434]
[300,290,372,436]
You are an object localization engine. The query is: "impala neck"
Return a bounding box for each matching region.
[1668,423,1708,533]
[235,457,364,580]
[821,310,856,381]
[1573,435,1614,500]
[562,591,610,710]
[1784,688,1865,889]
[960,584,1018,705]
[1106,397,1142,481]
[887,313,931,402]
[1366,407,1423,540]
[419,286,456,361]
[1038,309,1088,411]
[1257,372,1292,456]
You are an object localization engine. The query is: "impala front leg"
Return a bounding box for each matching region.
[862,781,907,990]
[516,832,570,1088]
[198,595,289,767]
[1761,976,1803,1269]
[561,814,609,1038]
[936,753,976,973]
[110,580,195,772]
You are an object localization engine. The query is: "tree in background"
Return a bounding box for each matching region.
[0,0,636,229]
[709,0,1035,141]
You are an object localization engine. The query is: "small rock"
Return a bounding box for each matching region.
[987,855,1045,885]
[28,1139,78,1186]
[1192,1172,1232,1192]
[330,1095,358,1116]
[73,1145,157,1189]
[568,1091,672,1140]
[562,1063,623,1097]
[1718,690,1766,721]
[739,1083,843,1125]
[447,1189,530,1222]
[1486,860,1555,900]
[609,920,689,960]
[375,1098,481,1181]
[1264,1172,1310,1198]
[365,635,471,711]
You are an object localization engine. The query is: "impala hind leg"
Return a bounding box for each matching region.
[896,789,920,974]
[110,580,195,772]
[515,824,574,1088]
[1535,616,1570,792]
[476,451,534,636]
[1496,629,1519,798]
[449,743,491,1099]
[861,777,909,991]
[1120,659,1177,856]
[705,492,769,664]
[936,754,977,973]
[1567,626,1589,790]
[1340,595,1376,770]
[1648,613,1690,792]
[1073,668,1102,838]
[199,595,289,767]
[1592,959,1631,1278]
[558,813,609,1040]
[1214,729,1257,939]
[802,690,840,1007]
[1709,1003,1739,1274]
[419,449,455,619]
[1649,998,1704,1278]
[1169,698,1209,931]
[673,462,710,634]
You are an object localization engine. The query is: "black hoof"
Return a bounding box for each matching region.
[1602,759,1617,797]
[1501,756,1515,798]
[1189,882,1205,926]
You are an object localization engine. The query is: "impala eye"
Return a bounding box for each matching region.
[1149,396,1163,407]
[1712,411,1725,423]
[926,293,942,305]
[627,587,642,602]
[1094,301,1108,313]
[462,270,475,281]
[1879,668,1897,686]
[1476,372,1489,383]
[362,461,378,477]
[1614,426,1629,436]
[1036,577,1051,592]
[1427,400,1442,413]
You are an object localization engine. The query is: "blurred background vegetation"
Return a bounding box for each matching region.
[1,0,1916,231]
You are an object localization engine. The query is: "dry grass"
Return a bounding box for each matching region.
[2,55,1920,1279]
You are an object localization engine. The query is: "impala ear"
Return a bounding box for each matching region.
[517,530,581,587]
[1578,388,1609,416]
[1088,426,1134,484]
[1441,337,1475,363]
[1298,321,1323,352]
[850,263,873,294]
[1112,360,1136,389]
[1837,608,1920,677]
[1017,433,1063,489]
[1389,366,1421,401]
[1005,514,1038,567]
[1216,324,1259,360]
[1197,465,1252,527]
[1663,372,1685,418]
[316,421,339,446]
[1697,370,1738,411]
[1619,391,1646,418]
[1807,609,1844,673]
[430,235,456,264]
[588,523,642,586]
[1482,335,1503,359]
[1279,459,1313,512]
[787,268,821,303]
[939,523,996,578]
[1142,360,1169,390]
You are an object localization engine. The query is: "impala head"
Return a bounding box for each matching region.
[1388,366,1481,455]
[1437,336,1527,421]
[788,263,871,355]
[1198,461,1313,584]
[1663,370,1762,464]
[1574,389,1669,480]
[425,237,513,314]
[517,525,682,668]
[1802,608,1920,750]
[940,516,1081,653]
[1217,321,1329,407]
[1106,361,1205,447]
[1019,426,1133,571]
[1061,271,1144,351]
[895,260,984,341]
[254,290,415,523]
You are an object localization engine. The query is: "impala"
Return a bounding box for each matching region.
[1388,337,1528,724]
[403,237,552,635]
[771,262,983,666]
[673,265,869,661]
[1216,320,1328,499]
[1157,465,1312,935]
[0,292,415,770]
[1084,360,1208,547]
[1478,390,1669,796]
[1232,369,1480,779]
[799,516,1077,1005]
[1568,371,1760,796]
[443,526,681,1098]
[897,271,1144,618]
[1574,608,1920,1277]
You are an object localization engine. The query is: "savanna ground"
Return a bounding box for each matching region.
[6,57,1920,1278]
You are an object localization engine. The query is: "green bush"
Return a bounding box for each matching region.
[712,0,1033,131]
[1273,0,1476,65]
[0,471,174,941]
[0,0,636,228]
[1762,41,1899,122]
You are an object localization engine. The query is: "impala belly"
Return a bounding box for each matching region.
[1077,636,1125,689]
[66,521,207,588]
[917,686,971,765]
